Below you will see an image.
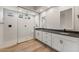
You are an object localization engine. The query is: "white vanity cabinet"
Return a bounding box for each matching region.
[62,39,79,52]
[42,32,52,47]
[52,33,79,52]
[35,30,79,52]
[39,31,43,41]
[42,32,47,44]
[61,35,79,52]
[35,30,43,41]
[52,34,64,51]
[36,31,52,47]
[46,32,52,47]
[35,30,40,40]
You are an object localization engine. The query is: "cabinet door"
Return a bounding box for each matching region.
[42,32,47,44]
[39,31,43,41]
[52,33,79,52]
[62,39,79,52]
[46,33,52,47]
[52,34,63,51]
[35,31,43,41]
[35,30,40,40]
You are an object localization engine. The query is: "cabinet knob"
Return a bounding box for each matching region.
[24,25,27,27]
[60,40,63,44]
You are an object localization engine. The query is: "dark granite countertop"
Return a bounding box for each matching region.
[35,28,79,38]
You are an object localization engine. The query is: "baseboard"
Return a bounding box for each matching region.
[0,38,34,49]
[0,40,17,49]
[18,37,33,43]
[35,38,58,52]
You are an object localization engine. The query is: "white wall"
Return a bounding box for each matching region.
[39,7,60,29]
[60,8,72,29]
[59,6,73,12]
[0,7,4,47]
[0,24,3,47]
[0,8,3,23]
[74,7,79,31]
[46,7,60,29]
[40,11,47,28]
[39,6,77,30]
[0,6,38,48]
[35,14,40,28]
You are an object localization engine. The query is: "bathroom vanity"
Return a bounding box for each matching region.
[35,28,79,52]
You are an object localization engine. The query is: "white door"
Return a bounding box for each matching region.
[3,9,17,47]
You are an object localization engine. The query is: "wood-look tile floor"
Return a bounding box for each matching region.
[0,39,56,52]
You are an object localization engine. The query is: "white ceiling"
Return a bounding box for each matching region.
[19,6,51,13]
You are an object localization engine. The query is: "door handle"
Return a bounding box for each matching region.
[8,25,12,28]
